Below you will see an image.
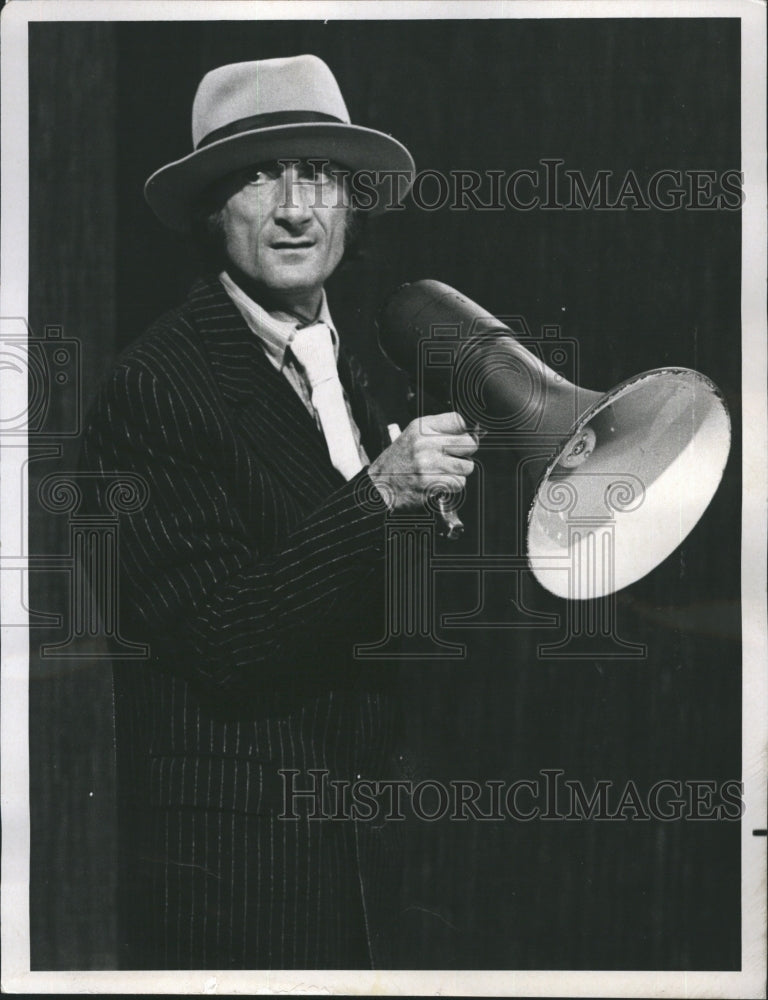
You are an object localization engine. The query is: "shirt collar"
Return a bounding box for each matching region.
[218,270,338,371]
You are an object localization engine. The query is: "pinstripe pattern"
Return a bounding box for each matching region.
[80,275,400,969]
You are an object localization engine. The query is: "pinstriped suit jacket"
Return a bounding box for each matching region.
[80,274,402,970]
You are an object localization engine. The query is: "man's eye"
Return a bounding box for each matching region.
[297,162,337,184]
[242,163,281,185]
[239,161,340,187]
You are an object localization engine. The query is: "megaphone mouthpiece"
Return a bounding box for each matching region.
[378,279,602,435]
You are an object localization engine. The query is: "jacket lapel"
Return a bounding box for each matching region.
[185,276,385,502]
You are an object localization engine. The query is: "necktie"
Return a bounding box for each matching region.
[289,322,364,481]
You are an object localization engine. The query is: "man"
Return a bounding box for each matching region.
[80,54,478,970]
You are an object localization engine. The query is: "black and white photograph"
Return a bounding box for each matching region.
[1,1,765,995]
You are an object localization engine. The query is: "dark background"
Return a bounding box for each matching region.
[28,17,741,970]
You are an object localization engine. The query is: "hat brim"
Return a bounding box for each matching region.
[144,122,416,232]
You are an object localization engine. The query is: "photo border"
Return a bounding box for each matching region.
[1,1,765,995]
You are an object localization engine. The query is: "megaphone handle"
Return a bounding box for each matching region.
[436,498,464,540]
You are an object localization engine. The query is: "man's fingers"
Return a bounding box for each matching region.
[419,456,474,478]
[440,433,480,457]
[419,411,467,435]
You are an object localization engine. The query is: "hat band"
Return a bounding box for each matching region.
[198,110,345,149]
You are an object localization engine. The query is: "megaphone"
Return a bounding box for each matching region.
[377,280,731,600]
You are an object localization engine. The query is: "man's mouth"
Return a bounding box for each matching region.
[271,240,316,250]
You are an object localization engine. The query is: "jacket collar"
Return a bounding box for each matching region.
[217,270,341,374]
[185,273,280,405]
[184,273,389,464]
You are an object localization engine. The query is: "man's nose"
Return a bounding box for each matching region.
[272,167,314,226]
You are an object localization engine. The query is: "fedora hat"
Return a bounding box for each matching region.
[144,54,416,232]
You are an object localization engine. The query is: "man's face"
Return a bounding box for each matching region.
[218,158,349,314]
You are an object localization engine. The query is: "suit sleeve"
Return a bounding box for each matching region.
[80,350,390,699]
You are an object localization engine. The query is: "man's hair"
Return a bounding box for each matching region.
[190,168,368,274]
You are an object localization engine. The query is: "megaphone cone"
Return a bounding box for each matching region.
[377,280,731,600]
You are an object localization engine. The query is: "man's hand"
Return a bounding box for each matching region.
[367,412,479,511]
